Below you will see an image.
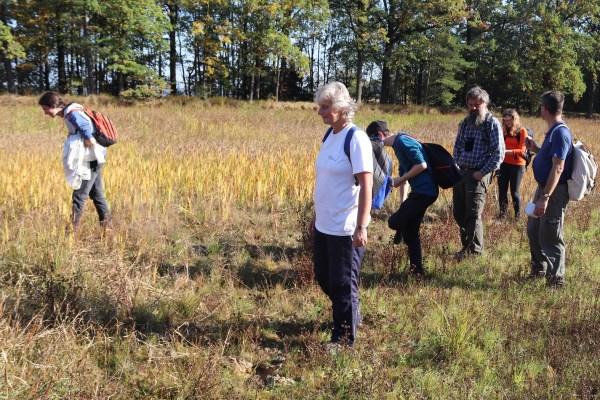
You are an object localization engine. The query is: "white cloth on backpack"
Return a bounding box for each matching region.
[63,134,90,190]
[567,140,597,201]
[63,103,107,163]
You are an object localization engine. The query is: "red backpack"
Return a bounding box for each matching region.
[65,104,118,147]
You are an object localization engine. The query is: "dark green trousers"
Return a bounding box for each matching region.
[452,170,492,254]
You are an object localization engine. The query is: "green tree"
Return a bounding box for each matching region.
[97,0,169,94]
[0,1,24,93]
[378,0,467,103]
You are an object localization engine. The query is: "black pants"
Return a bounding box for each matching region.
[313,229,365,345]
[388,192,437,271]
[497,163,525,218]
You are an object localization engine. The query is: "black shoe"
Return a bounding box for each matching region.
[454,250,467,261]
[547,277,565,288]
[527,271,545,280]
[393,230,403,245]
[454,249,480,261]
[408,264,425,277]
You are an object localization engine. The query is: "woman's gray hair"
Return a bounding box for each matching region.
[314,82,357,121]
[465,86,490,105]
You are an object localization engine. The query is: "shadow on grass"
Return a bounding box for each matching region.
[360,268,499,291]
[173,317,329,350]
[244,244,304,262]
[237,260,312,289]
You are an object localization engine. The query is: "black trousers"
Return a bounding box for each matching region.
[313,229,365,345]
[388,192,437,270]
[497,163,525,218]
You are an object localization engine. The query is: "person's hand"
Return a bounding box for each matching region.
[472,171,483,181]
[534,196,548,217]
[83,138,94,148]
[352,226,367,247]
[525,137,537,152]
[392,176,405,188]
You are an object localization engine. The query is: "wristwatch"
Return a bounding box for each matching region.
[357,225,368,230]
[542,193,551,199]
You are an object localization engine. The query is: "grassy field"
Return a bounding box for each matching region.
[0,96,598,399]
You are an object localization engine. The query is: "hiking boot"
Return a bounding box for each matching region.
[325,342,344,355]
[547,276,566,289]
[408,264,425,277]
[454,249,480,262]
[100,218,113,238]
[393,230,403,245]
[527,270,545,280]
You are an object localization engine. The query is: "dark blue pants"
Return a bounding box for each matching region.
[313,229,365,345]
[388,192,437,271]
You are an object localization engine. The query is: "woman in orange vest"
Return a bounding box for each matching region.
[497,109,528,218]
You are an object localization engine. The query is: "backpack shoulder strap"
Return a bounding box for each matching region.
[548,123,567,143]
[343,126,357,163]
[483,113,495,144]
[322,127,333,143]
[322,125,358,168]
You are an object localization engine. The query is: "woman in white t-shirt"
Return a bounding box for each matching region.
[312,82,373,347]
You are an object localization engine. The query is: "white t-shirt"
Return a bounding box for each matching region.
[314,124,373,236]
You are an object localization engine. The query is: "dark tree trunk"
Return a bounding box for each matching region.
[44,61,51,90]
[55,4,67,93]
[356,49,363,103]
[584,71,595,119]
[380,41,394,104]
[0,2,15,93]
[167,2,178,94]
[83,14,95,95]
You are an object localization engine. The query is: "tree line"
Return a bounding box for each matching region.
[1,0,599,114]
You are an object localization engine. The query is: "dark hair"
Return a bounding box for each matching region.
[540,90,564,115]
[366,120,389,138]
[38,91,65,108]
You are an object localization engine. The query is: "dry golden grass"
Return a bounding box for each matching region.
[0,96,598,399]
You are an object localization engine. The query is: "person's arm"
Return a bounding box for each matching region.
[534,156,564,216]
[67,111,95,148]
[392,162,427,187]
[453,122,464,160]
[526,137,541,154]
[476,119,504,180]
[397,179,408,203]
[353,171,372,247]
